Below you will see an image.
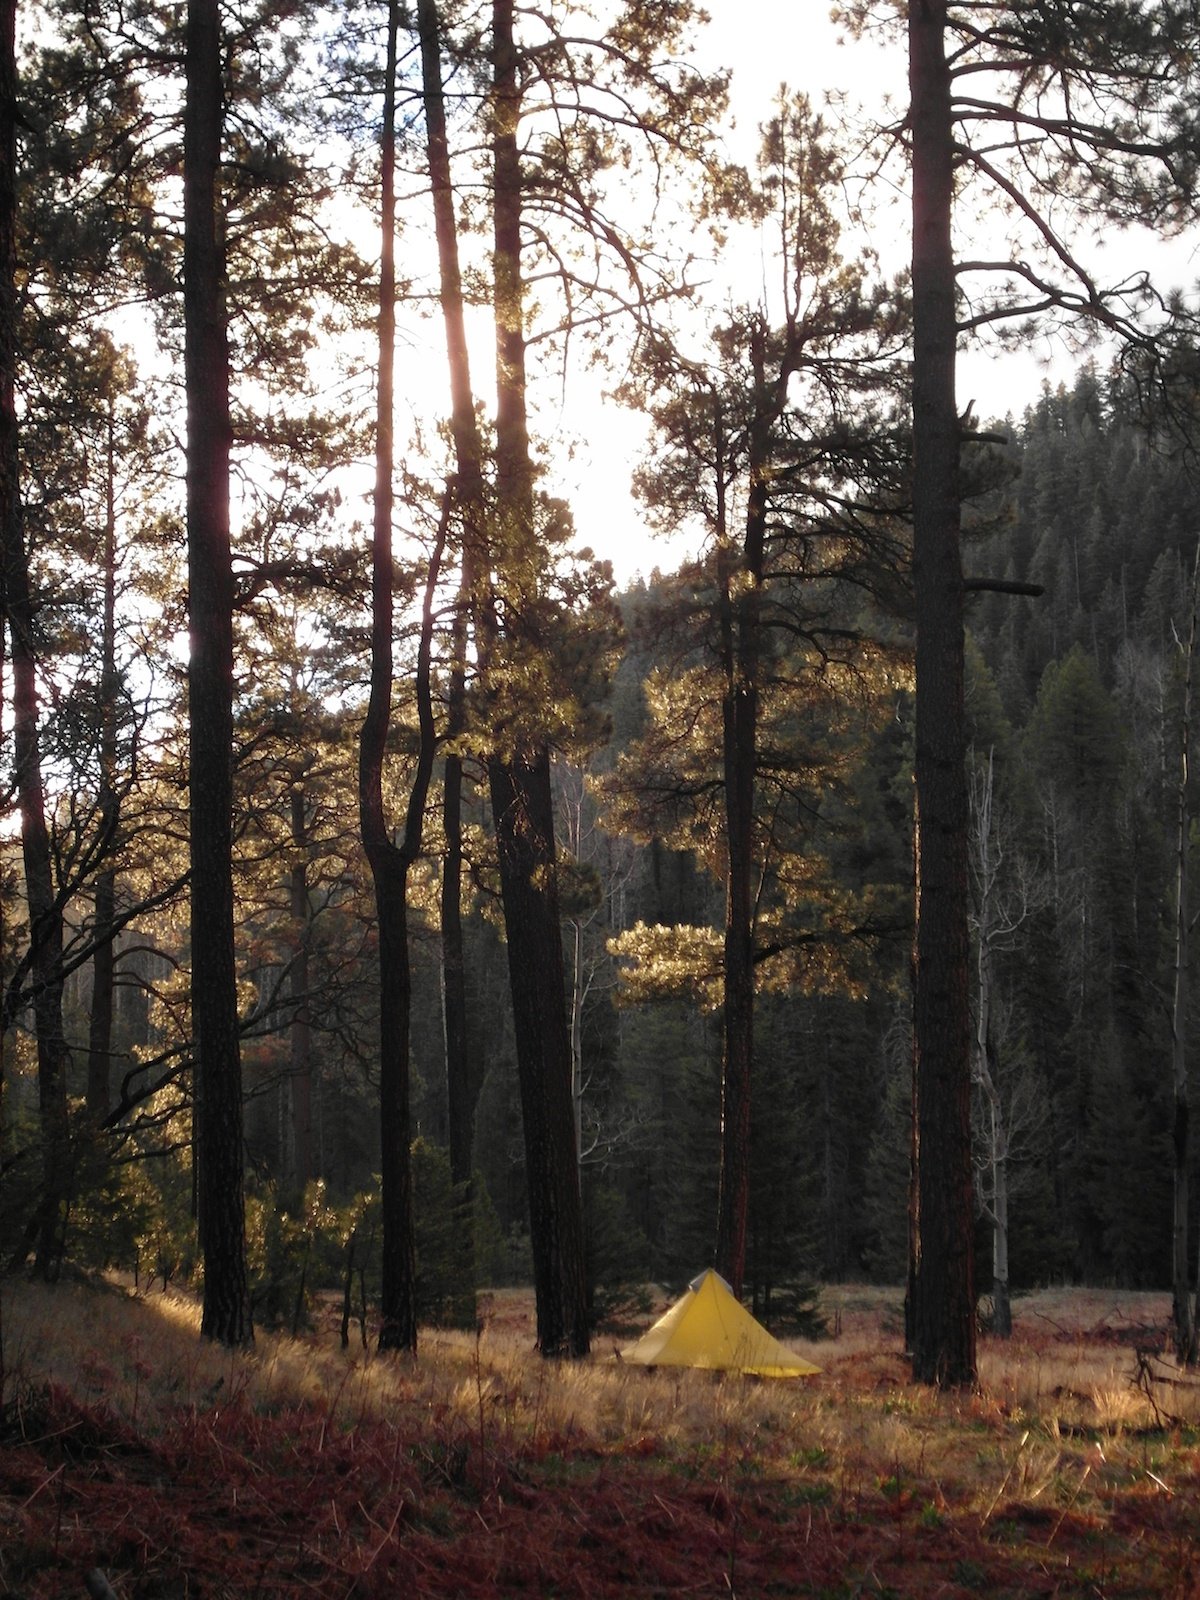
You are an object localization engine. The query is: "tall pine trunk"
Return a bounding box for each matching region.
[185,0,251,1346]
[0,0,10,1150]
[713,328,783,1301]
[288,776,314,1197]
[1174,548,1199,1364]
[418,0,483,1196]
[359,0,418,1354]
[714,383,759,1298]
[489,0,588,1356]
[488,752,590,1355]
[714,589,755,1299]
[908,0,976,1388]
[0,3,71,1283]
[87,406,120,1123]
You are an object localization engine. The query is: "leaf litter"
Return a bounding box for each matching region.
[3,1282,1200,1597]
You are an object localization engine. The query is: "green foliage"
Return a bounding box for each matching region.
[68,1141,197,1292]
[0,1100,47,1271]
[755,1278,828,1339]
[860,1017,911,1285]
[472,1058,527,1245]
[746,1002,825,1302]
[6,0,1199,1337]
[582,1177,652,1331]
[246,1180,339,1332]
[470,1178,508,1289]
[1082,1049,1171,1287]
[411,1139,475,1329]
[1007,1161,1074,1289]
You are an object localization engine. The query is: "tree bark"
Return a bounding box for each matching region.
[417,0,484,1195]
[0,0,9,1151]
[1175,547,1199,1364]
[714,635,755,1298]
[86,406,120,1123]
[359,0,417,1355]
[288,777,314,1197]
[488,752,590,1355]
[908,0,976,1388]
[488,0,589,1356]
[0,1,72,1282]
[714,381,762,1298]
[713,323,786,1299]
[185,0,251,1346]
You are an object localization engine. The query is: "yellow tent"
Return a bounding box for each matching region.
[619,1269,820,1378]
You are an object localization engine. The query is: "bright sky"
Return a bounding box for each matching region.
[560,3,1200,586]
[560,3,899,584]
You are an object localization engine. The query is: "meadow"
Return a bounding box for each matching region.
[2,1278,1199,1598]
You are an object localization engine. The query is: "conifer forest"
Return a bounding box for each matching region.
[5,0,1200,1399]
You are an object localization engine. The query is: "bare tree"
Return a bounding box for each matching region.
[967,749,1049,1337]
[556,758,640,1171]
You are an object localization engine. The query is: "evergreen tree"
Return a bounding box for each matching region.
[603,97,907,1296]
[837,0,1200,1386]
[185,0,251,1346]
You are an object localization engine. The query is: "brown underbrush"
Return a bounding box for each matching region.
[3,1278,1200,1598]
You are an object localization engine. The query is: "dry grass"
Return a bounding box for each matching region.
[3,1275,1200,1597]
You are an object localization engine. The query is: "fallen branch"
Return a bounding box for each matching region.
[1131,1348,1186,1429]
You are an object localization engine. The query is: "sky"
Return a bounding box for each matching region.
[558,2,1200,586]
[84,2,1200,593]
[558,3,897,584]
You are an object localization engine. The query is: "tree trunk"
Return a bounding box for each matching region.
[714,332,774,1300]
[489,0,589,1356]
[714,521,758,1294]
[990,1090,1012,1338]
[288,779,314,1197]
[1176,547,1199,1364]
[440,748,474,1186]
[418,0,484,1196]
[0,3,70,1282]
[0,0,9,1165]
[975,1017,1013,1338]
[362,606,462,1344]
[12,515,68,1288]
[488,752,590,1355]
[185,0,251,1346]
[908,0,976,1388]
[87,407,120,1123]
[359,0,417,1355]
[363,842,418,1354]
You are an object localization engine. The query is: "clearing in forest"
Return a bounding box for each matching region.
[2,1280,1199,1598]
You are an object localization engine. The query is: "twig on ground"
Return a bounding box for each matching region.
[1131,1349,1185,1429]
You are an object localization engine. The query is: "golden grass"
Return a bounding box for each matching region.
[9,1276,1200,1599]
[4,1273,1198,1519]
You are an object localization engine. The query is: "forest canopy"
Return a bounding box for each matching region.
[1,0,1199,1387]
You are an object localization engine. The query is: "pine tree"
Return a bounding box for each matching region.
[603,98,906,1296]
[836,0,1200,1385]
[185,0,251,1346]
[414,0,716,1356]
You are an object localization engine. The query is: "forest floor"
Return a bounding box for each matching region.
[2,1278,1200,1598]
